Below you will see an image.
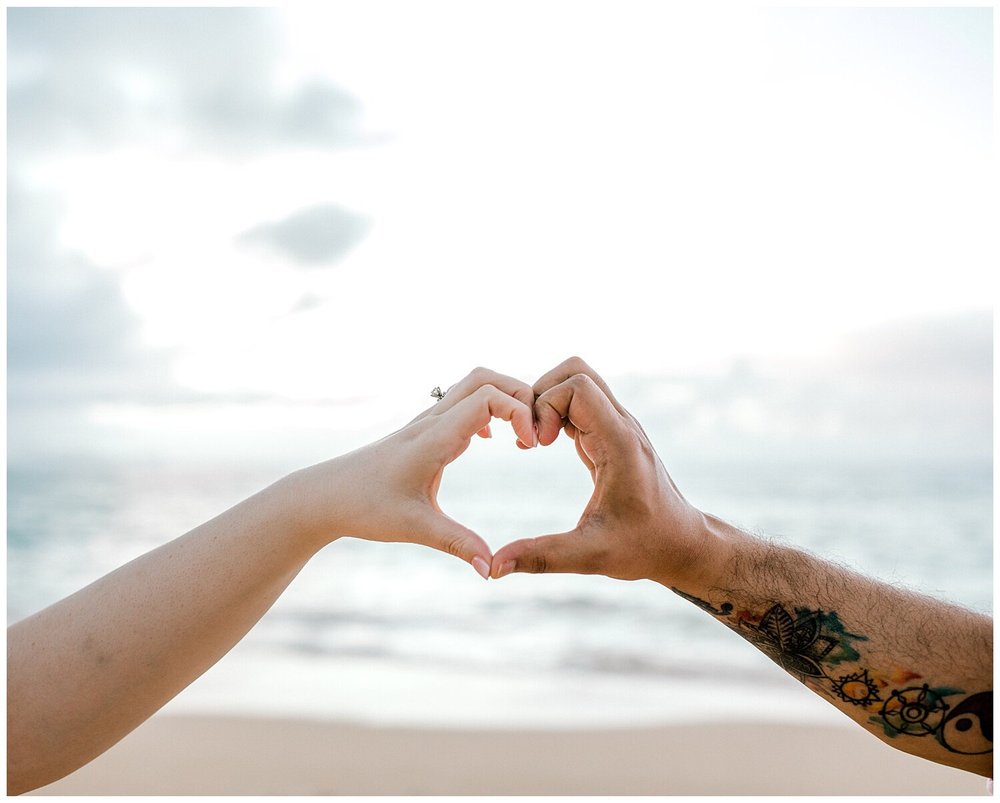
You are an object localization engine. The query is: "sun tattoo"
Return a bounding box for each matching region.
[831,669,881,707]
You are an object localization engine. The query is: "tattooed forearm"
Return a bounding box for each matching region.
[671,588,993,758]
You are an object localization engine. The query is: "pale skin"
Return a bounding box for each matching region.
[6,368,537,795]
[491,357,993,779]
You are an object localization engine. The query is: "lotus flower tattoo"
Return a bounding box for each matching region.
[739,603,838,678]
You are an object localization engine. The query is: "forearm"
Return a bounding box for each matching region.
[493,359,992,776]
[6,369,532,795]
[665,514,993,778]
[6,473,323,794]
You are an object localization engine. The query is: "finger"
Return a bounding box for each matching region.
[569,426,596,473]
[532,356,628,417]
[430,367,535,418]
[533,373,625,452]
[556,420,595,473]
[490,530,595,578]
[414,508,494,580]
[440,384,536,452]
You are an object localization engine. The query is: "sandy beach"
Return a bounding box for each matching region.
[28,714,988,796]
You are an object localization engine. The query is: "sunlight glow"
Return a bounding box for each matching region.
[9,5,993,459]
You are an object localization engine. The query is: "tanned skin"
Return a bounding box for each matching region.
[492,357,992,778]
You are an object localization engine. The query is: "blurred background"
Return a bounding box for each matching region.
[7,4,992,728]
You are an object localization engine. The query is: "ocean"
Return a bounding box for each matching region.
[6,440,992,729]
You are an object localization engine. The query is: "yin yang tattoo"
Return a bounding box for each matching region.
[672,588,992,756]
[938,691,992,755]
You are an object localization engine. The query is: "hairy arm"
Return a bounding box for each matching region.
[7,368,536,795]
[671,516,992,776]
[492,357,992,778]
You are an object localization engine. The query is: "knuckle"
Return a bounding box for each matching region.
[515,381,535,401]
[526,539,548,574]
[442,535,466,558]
[528,553,548,574]
[568,372,597,392]
[473,382,500,400]
[470,366,492,383]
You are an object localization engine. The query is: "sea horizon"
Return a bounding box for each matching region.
[8,446,991,728]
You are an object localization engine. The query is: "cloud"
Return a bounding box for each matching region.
[237,203,372,266]
[5,185,180,409]
[839,312,991,388]
[6,10,378,412]
[5,185,295,463]
[7,7,372,157]
[617,310,992,464]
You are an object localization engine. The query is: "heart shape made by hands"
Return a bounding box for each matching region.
[436,429,594,557]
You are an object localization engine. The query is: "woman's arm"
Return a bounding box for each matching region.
[7,478,318,795]
[7,368,536,795]
[491,357,992,778]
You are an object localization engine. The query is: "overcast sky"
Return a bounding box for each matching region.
[6,5,993,465]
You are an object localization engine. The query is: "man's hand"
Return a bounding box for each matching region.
[490,357,730,588]
[490,358,993,780]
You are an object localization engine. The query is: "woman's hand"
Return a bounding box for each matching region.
[6,366,537,793]
[284,367,537,578]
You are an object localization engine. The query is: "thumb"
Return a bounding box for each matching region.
[415,508,494,580]
[490,530,589,578]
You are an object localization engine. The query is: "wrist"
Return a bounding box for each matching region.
[649,509,742,593]
[272,459,349,556]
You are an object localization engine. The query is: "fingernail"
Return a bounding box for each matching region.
[533,424,539,448]
[496,560,516,579]
[472,556,491,580]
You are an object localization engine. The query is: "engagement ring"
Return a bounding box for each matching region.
[430,386,445,402]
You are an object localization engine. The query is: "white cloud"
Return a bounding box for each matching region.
[621,310,992,464]
[6,6,994,466]
[7,8,374,156]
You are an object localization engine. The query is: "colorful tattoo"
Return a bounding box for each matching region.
[737,603,837,677]
[672,588,993,755]
[830,669,881,706]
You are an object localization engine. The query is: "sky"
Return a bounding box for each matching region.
[6,4,994,466]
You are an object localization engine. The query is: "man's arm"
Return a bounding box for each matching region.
[671,516,992,776]
[491,357,992,778]
[7,369,536,795]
